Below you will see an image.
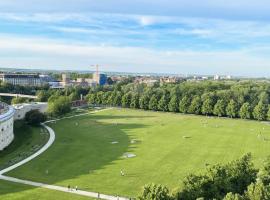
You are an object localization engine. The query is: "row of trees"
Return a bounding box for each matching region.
[138,154,270,200]
[86,81,270,121]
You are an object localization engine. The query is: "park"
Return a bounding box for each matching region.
[1,108,270,199]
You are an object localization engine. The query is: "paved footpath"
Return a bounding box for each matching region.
[0,108,129,200]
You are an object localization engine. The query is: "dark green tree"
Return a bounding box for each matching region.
[25,110,47,125]
[226,100,238,118]
[130,93,140,109]
[121,92,132,108]
[168,95,179,112]
[179,96,190,113]
[138,184,172,200]
[253,102,267,121]
[158,95,169,112]
[188,96,202,114]
[213,99,226,117]
[149,95,159,111]
[202,98,214,115]
[239,102,251,119]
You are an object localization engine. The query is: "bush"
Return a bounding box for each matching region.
[138,184,172,200]
[25,110,47,125]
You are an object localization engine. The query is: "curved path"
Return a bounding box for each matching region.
[0,108,129,200]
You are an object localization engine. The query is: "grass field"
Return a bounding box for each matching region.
[3,108,270,197]
[0,121,49,170]
[0,180,94,200]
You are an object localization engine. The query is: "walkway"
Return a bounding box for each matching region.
[0,93,37,99]
[0,108,129,200]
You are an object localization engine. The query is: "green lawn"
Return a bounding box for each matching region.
[0,180,94,200]
[4,108,270,197]
[0,121,49,170]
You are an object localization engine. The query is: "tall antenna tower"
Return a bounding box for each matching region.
[96,64,99,77]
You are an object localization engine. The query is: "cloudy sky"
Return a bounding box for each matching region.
[1,0,270,76]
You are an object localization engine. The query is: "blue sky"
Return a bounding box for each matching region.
[1,1,270,76]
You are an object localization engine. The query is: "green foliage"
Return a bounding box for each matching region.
[121,92,132,108]
[11,97,29,105]
[138,184,172,200]
[140,93,151,110]
[130,93,140,109]
[244,183,270,200]
[223,193,243,200]
[214,99,226,117]
[239,103,251,119]
[226,100,238,118]
[253,102,267,121]
[188,96,202,114]
[202,97,214,115]
[168,95,179,112]
[158,95,169,112]
[257,156,270,186]
[149,95,159,111]
[179,96,190,113]
[25,110,47,125]
[48,96,71,116]
[177,154,257,200]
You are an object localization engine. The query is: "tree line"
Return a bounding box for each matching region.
[138,154,270,200]
[86,80,270,121]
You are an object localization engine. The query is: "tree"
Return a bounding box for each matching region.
[113,91,122,106]
[253,102,267,121]
[188,96,202,114]
[257,156,270,186]
[87,93,97,105]
[179,96,190,113]
[158,95,169,112]
[138,184,172,200]
[130,93,140,109]
[267,106,270,121]
[139,93,150,110]
[239,102,251,119]
[213,99,226,117]
[11,97,28,105]
[201,98,214,115]
[226,100,238,118]
[121,92,132,108]
[149,95,159,111]
[168,95,179,112]
[223,193,243,200]
[244,183,270,200]
[36,90,50,102]
[177,154,257,200]
[25,110,47,125]
[48,96,71,116]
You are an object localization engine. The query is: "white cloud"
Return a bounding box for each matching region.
[0,35,270,76]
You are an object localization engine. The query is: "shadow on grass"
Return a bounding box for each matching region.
[0,121,49,170]
[0,113,149,196]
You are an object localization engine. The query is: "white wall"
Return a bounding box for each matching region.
[13,103,48,120]
[0,107,15,151]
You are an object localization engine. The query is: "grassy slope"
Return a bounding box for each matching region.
[6,108,270,197]
[0,121,49,170]
[0,180,94,200]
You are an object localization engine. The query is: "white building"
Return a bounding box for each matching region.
[0,102,15,151]
[0,74,42,86]
[13,102,48,120]
[0,102,48,151]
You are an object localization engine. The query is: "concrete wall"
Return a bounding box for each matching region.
[13,102,48,120]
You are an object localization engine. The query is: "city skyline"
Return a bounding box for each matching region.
[1,1,270,76]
